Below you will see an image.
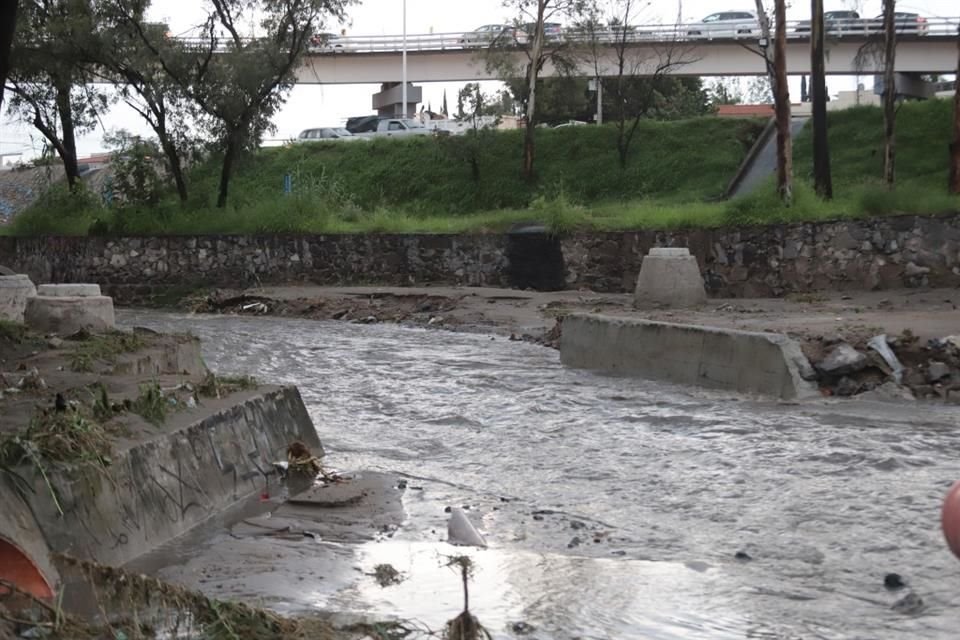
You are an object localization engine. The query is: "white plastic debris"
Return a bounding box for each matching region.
[447,507,487,548]
[868,334,905,383]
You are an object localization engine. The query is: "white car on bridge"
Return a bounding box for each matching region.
[686,11,760,39]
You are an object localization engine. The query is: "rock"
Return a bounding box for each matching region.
[891,591,925,615]
[568,536,582,548]
[511,622,536,635]
[815,343,869,376]
[835,376,860,397]
[904,262,930,277]
[860,382,916,403]
[926,361,951,383]
[570,520,586,530]
[46,337,64,349]
[884,573,906,590]
[734,551,752,561]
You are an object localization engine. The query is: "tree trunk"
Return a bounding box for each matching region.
[161,138,189,203]
[522,1,547,180]
[754,0,776,92]
[773,0,792,204]
[216,130,241,208]
[949,30,959,194]
[882,0,897,188]
[0,0,17,115]
[811,0,832,199]
[54,81,80,188]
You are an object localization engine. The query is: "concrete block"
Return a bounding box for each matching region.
[24,295,116,335]
[37,283,102,297]
[16,386,321,567]
[560,313,819,400]
[0,274,37,323]
[634,247,707,308]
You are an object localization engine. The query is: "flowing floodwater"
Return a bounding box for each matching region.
[121,311,960,639]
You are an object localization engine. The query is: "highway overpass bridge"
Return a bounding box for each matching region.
[295,19,960,85]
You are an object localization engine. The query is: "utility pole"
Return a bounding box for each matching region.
[773,0,793,203]
[811,0,832,198]
[402,0,407,117]
[596,77,603,125]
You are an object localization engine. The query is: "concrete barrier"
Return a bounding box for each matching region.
[0,385,322,573]
[24,295,116,334]
[560,313,819,400]
[633,248,706,308]
[37,283,102,297]
[0,274,37,323]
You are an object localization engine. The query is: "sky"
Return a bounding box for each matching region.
[1,0,957,161]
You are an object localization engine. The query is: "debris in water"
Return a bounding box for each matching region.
[368,563,404,587]
[735,551,753,562]
[447,507,487,548]
[884,573,906,590]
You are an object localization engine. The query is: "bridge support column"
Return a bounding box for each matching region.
[372,82,422,118]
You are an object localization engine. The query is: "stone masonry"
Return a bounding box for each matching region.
[0,213,957,297]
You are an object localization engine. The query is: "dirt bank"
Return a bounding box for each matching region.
[165,284,960,401]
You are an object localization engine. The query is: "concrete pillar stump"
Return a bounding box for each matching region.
[24,283,115,335]
[0,275,38,323]
[634,247,707,308]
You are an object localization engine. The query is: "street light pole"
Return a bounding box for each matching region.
[402,0,407,117]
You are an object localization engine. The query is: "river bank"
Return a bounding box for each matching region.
[162,284,960,402]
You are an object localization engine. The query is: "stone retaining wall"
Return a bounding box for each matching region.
[1,213,957,297]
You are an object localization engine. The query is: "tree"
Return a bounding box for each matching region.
[442,89,449,117]
[490,0,588,180]
[442,83,502,182]
[113,0,351,208]
[96,15,194,203]
[0,0,18,114]
[6,0,109,188]
[810,0,832,198]
[578,0,698,169]
[103,130,166,209]
[881,0,896,187]
[772,0,792,203]
[950,28,959,194]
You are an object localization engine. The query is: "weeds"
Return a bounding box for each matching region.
[68,331,146,373]
[129,381,167,425]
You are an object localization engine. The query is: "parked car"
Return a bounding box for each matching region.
[352,118,433,138]
[686,11,759,38]
[345,115,381,134]
[864,12,929,35]
[794,10,865,34]
[296,127,358,142]
[459,24,512,47]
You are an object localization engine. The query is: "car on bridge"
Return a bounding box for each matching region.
[459,24,513,47]
[794,10,866,35]
[309,32,347,50]
[686,11,760,39]
[295,127,358,142]
[864,11,929,35]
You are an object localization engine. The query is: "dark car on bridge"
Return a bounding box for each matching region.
[794,10,865,35]
[863,11,929,35]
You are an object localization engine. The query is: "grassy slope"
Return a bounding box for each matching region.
[3,99,957,236]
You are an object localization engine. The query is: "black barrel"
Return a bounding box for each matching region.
[505,223,566,291]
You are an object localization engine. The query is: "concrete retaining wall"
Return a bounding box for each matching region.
[560,313,819,400]
[0,385,321,579]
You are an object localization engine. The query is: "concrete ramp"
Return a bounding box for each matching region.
[560,314,819,400]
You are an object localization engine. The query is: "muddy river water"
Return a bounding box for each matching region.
[121,311,960,639]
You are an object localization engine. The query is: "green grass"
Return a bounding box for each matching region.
[2,100,957,236]
[69,331,146,372]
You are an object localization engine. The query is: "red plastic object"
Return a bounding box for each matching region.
[260,490,270,501]
[0,538,54,599]
[941,480,960,561]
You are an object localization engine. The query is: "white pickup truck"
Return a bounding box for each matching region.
[354,118,434,139]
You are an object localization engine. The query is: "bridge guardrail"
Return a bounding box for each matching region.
[174,17,960,55]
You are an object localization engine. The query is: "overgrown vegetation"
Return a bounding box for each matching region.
[68,330,145,372]
[3,100,958,236]
[129,381,167,425]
